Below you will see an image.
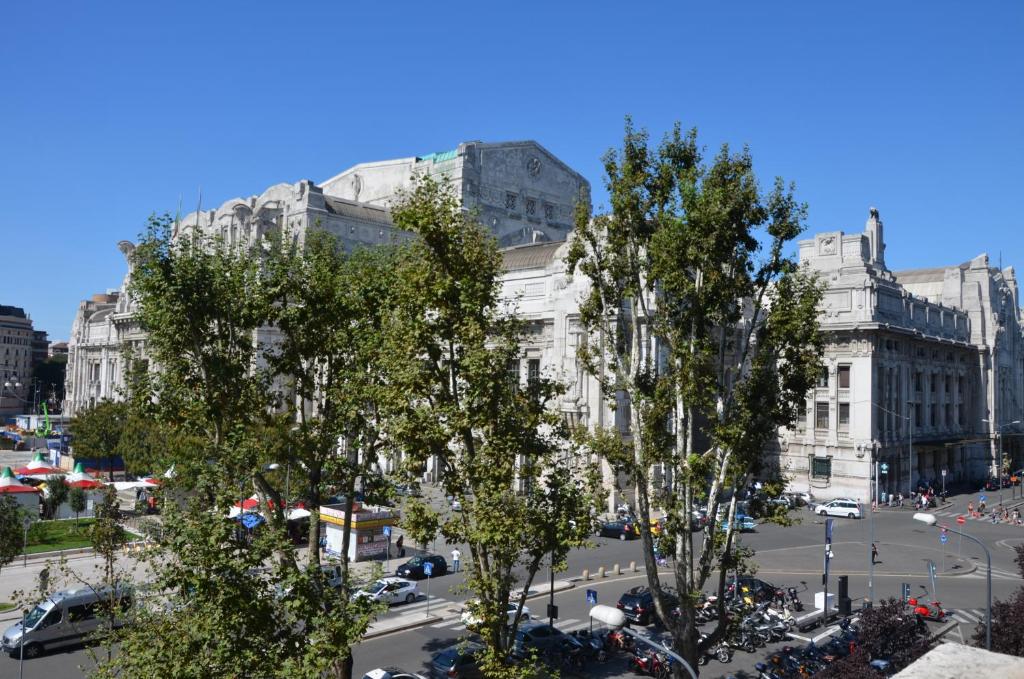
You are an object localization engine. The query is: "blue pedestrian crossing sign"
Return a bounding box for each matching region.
[980,495,987,503]
[586,589,598,604]
[423,561,433,577]
[940,533,948,544]
[383,526,392,538]
[880,463,888,474]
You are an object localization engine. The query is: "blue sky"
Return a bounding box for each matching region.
[1,1,1021,339]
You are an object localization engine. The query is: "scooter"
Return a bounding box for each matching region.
[787,585,806,612]
[908,596,946,621]
[696,633,733,665]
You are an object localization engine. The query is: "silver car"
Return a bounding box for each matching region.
[2,585,132,658]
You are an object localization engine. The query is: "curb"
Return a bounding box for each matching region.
[365,612,445,639]
[756,562,978,578]
[361,579,578,640]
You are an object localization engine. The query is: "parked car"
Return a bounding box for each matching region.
[451,499,463,512]
[719,514,758,532]
[616,586,679,626]
[598,519,639,540]
[430,641,486,679]
[393,483,422,498]
[815,499,862,519]
[460,599,531,630]
[789,491,813,506]
[362,668,427,679]
[511,621,582,659]
[2,585,132,658]
[353,577,420,606]
[320,563,343,589]
[395,554,448,580]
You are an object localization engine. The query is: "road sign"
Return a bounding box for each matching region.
[942,469,947,477]
[586,589,598,605]
[423,561,433,577]
[880,463,889,474]
[980,494,987,503]
[901,583,910,601]
[382,526,391,538]
[940,533,948,544]
[956,516,966,525]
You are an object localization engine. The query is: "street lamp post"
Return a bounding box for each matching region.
[590,604,698,679]
[22,516,32,567]
[914,512,990,650]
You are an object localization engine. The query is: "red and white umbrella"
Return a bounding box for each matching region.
[0,466,41,494]
[13,452,63,478]
[65,462,104,490]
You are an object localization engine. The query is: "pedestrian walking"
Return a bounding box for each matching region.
[968,501,974,517]
[396,534,405,558]
[871,543,879,565]
[897,492,904,507]
[451,548,461,572]
[980,499,987,514]
[38,565,49,595]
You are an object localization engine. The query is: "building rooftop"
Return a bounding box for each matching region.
[323,197,392,225]
[0,305,28,319]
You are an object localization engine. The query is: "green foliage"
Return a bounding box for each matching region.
[817,598,931,678]
[71,400,127,480]
[42,474,68,520]
[68,486,87,526]
[0,496,23,572]
[384,176,601,673]
[970,543,1024,654]
[103,216,388,679]
[567,119,825,667]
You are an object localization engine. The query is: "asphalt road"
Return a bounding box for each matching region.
[6,489,1024,678]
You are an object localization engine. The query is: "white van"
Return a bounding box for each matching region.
[1,585,132,658]
[816,499,862,519]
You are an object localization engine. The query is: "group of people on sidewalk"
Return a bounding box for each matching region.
[881,486,946,510]
[966,500,1023,525]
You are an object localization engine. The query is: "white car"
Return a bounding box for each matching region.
[460,600,531,629]
[354,577,420,606]
[816,499,862,519]
[451,499,462,512]
[361,669,426,679]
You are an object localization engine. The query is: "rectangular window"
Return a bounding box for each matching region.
[506,359,520,393]
[812,457,832,479]
[815,402,829,430]
[915,372,922,392]
[795,401,807,430]
[527,358,540,384]
[505,193,517,211]
[838,403,850,431]
[930,374,937,392]
[945,403,952,428]
[930,403,937,427]
[816,368,829,388]
[914,403,923,429]
[838,365,851,389]
[944,376,950,393]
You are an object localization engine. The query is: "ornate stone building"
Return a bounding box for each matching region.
[1,305,36,415]
[64,141,592,416]
[775,209,1024,503]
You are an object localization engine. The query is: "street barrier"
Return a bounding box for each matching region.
[582,569,590,581]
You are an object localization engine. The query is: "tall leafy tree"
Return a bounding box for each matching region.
[0,496,23,576]
[68,486,87,528]
[263,230,401,679]
[386,177,601,676]
[70,400,127,480]
[97,215,380,679]
[567,119,824,670]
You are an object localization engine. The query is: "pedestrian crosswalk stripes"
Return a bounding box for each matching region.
[951,608,986,624]
[429,616,590,633]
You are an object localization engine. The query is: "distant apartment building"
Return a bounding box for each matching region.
[1,305,36,415]
[774,209,1024,503]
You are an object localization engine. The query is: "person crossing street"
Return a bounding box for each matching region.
[451,548,461,572]
[871,543,879,565]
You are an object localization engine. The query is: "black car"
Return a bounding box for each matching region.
[616,586,679,626]
[430,641,485,679]
[512,621,582,659]
[727,576,777,603]
[395,554,448,580]
[598,520,638,541]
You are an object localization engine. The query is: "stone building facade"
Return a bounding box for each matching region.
[1,305,36,415]
[64,141,592,417]
[775,209,1024,503]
